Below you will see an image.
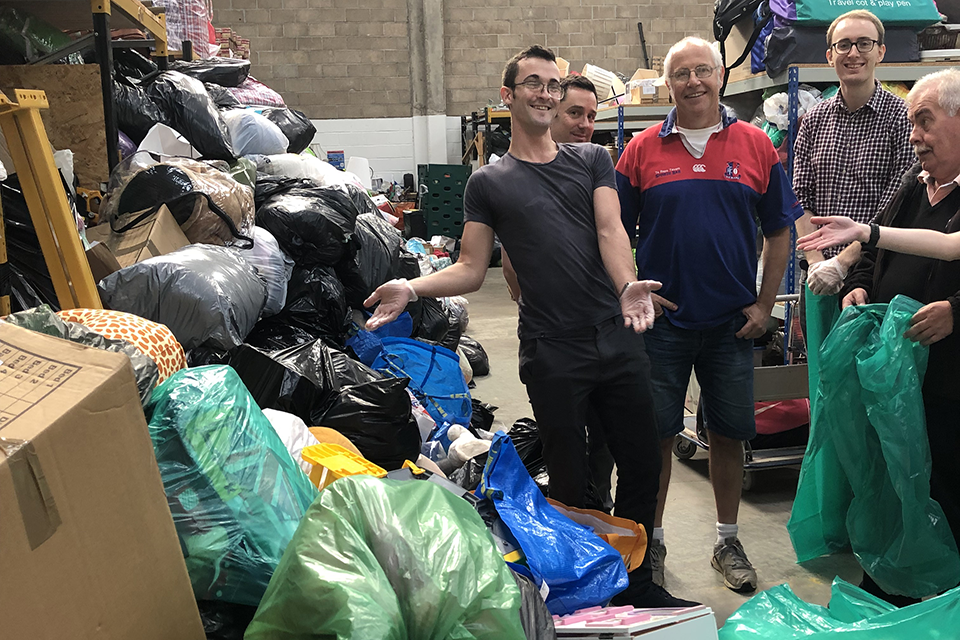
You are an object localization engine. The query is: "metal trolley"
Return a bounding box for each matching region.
[672,294,810,491]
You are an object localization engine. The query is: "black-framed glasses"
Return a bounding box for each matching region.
[669,65,717,83]
[514,79,563,98]
[831,38,879,54]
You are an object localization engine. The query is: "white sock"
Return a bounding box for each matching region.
[653,527,664,545]
[716,522,738,546]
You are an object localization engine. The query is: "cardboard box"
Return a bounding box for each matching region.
[557,56,570,77]
[628,68,670,104]
[84,206,189,269]
[0,324,205,640]
[721,14,761,83]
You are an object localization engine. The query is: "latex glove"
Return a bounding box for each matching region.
[806,257,847,296]
[620,280,662,333]
[363,278,417,330]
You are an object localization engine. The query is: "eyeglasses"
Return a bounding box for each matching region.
[669,65,717,83]
[831,38,879,54]
[514,79,563,98]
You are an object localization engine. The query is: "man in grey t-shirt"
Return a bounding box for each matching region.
[365,45,697,608]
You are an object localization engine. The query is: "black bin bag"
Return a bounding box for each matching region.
[318,377,421,470]
[171,58,251,87]
[231,339,383,425]
[114,76,165,144]
[145,71,235,160]
[258,107,317,154]
[244,265,350,351]
[460,335,490,377]
[255,186,360,267]
[355,212,405,292]
[98,244,266,352]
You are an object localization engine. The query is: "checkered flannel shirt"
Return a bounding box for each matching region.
[793,81,915,258]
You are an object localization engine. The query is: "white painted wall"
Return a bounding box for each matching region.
[309,117,465,187]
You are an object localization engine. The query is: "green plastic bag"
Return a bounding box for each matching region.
[146,365,318,606]
[245,475,527,640]
[794,0,940,27]
[718,578,960,639]
[789,295,960,597]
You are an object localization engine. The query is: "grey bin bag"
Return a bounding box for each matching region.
[99,244,266,352]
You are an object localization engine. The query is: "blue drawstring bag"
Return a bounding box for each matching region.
[478,432,628,616]
[373,336,472,428]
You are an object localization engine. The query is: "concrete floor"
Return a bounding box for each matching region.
[465,268,862,628]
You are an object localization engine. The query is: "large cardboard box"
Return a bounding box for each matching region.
[628,68,670,104]
[0,324,205,640]
[721,14,761,83]
[84,205,189,269]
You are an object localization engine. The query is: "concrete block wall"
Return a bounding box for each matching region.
[443,0,714,116]
[211,0,412,119]
[211,0,714,119]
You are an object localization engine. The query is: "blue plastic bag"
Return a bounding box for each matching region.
[373,336,472,428]
[479,432,628,616]
[347,312,414,365]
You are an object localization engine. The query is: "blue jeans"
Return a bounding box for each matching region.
[643,314,755,441]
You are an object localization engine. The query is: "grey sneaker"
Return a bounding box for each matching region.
[649,539,667,587]
[711,537,758,592]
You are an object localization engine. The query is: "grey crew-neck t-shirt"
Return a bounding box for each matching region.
[463,142,621,339]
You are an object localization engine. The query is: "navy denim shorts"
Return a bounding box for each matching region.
[643,314,756,441]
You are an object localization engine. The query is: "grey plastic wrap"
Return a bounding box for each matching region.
[100,153,255,247]
[4,305,159,406]
[98,244,267,352]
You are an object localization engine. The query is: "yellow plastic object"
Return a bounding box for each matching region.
[0,89,101,310]
[402,459,425,475]
[301,443,387,490]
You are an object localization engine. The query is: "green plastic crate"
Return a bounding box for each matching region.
[417,164,471,238]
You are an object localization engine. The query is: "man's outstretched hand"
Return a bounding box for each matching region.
[363,279,418,330]
[620,280,662,333]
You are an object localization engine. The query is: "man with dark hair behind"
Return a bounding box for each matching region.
[365,44,697,608]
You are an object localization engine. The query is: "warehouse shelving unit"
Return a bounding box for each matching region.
[1,0,170,172]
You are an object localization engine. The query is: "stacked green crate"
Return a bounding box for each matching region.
[417,164,472,238]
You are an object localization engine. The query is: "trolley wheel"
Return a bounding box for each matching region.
[742,470,755,492]
[673,436,697,460]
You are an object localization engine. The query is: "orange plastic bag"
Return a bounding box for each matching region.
[547,498,648,573]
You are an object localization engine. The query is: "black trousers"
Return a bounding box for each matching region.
[519,316,661,584]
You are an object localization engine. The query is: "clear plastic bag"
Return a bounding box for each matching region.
[221,109,289,156]
[244,226,292,318]
[245,475,526,640]
[100,153,255,247]
[146,366,318,606]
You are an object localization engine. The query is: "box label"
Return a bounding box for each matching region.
[0,341,81,432]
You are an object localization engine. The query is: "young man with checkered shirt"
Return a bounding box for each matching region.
[793,9,915,295]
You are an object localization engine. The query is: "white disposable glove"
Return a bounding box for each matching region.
[806,257,847,296]
[363,278,418,330]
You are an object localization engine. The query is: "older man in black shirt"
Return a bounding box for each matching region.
[840,68,960,605]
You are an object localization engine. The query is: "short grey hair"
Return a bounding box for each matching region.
[663,37,723,81]
[909,69,960,117]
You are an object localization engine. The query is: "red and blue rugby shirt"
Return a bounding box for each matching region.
[616,108,802,329]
